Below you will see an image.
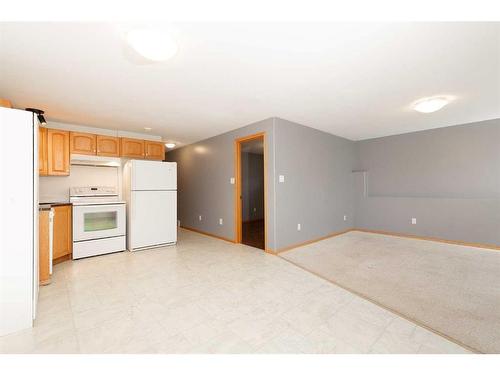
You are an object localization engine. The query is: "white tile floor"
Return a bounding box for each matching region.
[0,229,470,354]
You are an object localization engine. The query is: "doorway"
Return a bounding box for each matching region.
[235,133,266,251]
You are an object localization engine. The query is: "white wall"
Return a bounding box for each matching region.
[39,165,120,202]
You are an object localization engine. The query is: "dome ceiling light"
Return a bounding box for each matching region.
[413,96,451,113]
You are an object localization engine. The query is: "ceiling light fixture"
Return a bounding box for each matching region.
[413,96,450,113]
[126,28,178,62]
[165,143,176,149]
[144,127,152,131]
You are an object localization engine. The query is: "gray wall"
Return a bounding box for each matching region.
[354,119,500,246]
[274,118,356,250]
[166,118,277,249]
[169,116,499,250]
[241,152,264,222]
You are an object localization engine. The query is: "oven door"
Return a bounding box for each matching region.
[73,204,125,242]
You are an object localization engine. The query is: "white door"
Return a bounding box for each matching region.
[130,190,177,250]
[131,160,177,191]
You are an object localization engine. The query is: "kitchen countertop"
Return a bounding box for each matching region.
[38,200,72,210]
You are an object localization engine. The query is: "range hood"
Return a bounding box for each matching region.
[70,154,122,167]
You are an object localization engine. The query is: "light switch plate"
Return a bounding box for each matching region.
[230,177,235,185]
[279,175,285,183]
[219,218,223,225]
[411,218,417,225]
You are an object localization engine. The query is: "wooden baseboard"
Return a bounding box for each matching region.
[275,229,355,254]
[181,225,499,254]
[353,228,500,251]
[180,226,236,244]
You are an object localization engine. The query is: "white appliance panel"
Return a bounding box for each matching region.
[0,108,36,336]
[73,236,126,259]
[130,190,177,250]
[131,160,177,191]
[73,204,126,242]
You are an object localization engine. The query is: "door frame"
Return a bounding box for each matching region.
[234,132,268,252]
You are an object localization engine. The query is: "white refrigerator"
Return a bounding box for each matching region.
[123,160,177,251]
[0,107,39,336]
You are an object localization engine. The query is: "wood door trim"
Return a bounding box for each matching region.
[234,132,268,252]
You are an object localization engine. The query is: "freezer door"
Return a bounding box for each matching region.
[130,190,177,250]
[131,160,177,191]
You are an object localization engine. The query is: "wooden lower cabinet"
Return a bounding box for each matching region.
[145,141,165,160]
[39,210,51,285]
[53,205,72,261]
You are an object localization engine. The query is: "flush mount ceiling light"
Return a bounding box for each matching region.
[413,96,450,113]
[144,127,152,131]
[165,143,176,149]
[126,28,178,62]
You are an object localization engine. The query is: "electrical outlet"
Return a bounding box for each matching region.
[198,215,202,221]
[411,218,417,225]
[219,218,223,225]
[279,175,285,183]
[177,220,181,227]
[343,215,347,221]
[297,223,301,231]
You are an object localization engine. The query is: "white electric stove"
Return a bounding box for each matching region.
[70,186,126,259]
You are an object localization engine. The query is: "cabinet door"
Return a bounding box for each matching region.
[53,205,72,260]
[120,138,145,159]
[145,141,165,161]
[70,132,96,155]
[47,129,70,176]
[97,135,120,157]
[39,210,51,285]
[38,127,48,176]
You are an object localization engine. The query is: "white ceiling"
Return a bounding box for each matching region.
[0,22,499,146]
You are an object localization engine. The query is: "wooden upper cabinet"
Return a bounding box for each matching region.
[47,129,70,176]
[120,138,145,159]
[97,135,120,157]
[38,127,48,176]
[145,141,165,160]
[70,132,97,155]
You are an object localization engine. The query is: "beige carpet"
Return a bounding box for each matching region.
[280,231,500,353]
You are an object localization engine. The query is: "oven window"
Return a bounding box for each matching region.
[84,211,118,232]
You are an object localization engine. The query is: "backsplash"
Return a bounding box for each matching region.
[39,165,120,203]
